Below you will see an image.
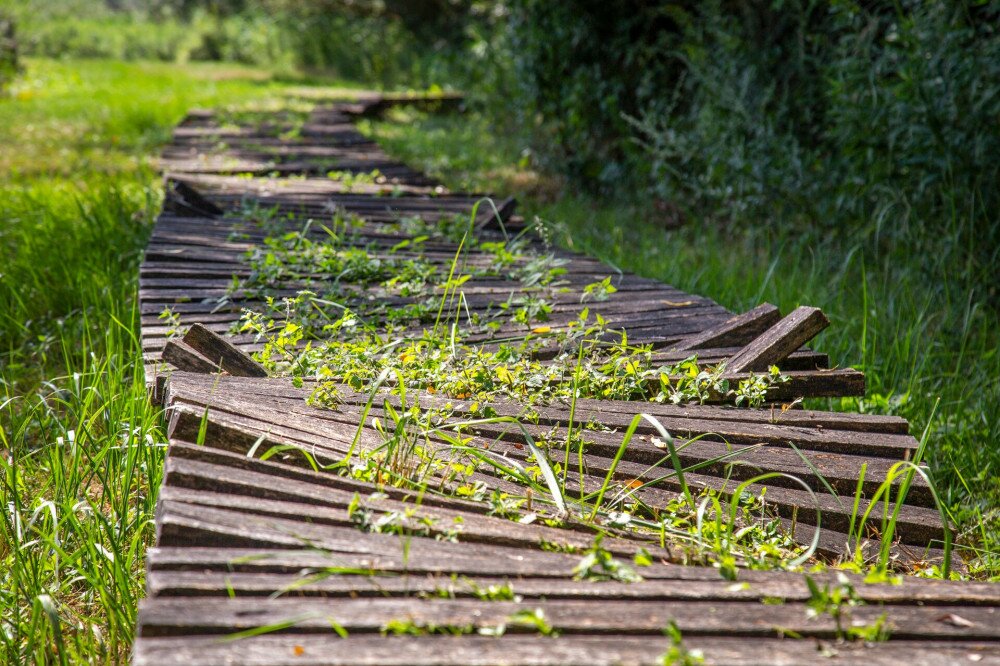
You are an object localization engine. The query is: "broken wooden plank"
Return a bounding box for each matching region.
[182,323,267,377]
[162,440,946,547]
[672,303,781,351]
[157,459,657,556]
[725,306,830,373]
[474,196,517,228]
[161,339,218,374]
[144,566,1000,605]
[167,371,910,434]
[163,178,224,217]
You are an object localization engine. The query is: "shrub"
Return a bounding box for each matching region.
[502,0,682,192]
[0,13,17,92]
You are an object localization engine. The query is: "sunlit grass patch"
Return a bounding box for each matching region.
[0,58,306,181]
[1,309,166,663]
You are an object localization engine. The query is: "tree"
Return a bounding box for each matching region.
[0,13,19,94]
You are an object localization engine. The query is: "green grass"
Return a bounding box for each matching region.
[0,57,352,663]
[364,109,1000,576]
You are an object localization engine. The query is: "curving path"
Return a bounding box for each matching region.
[130,93,997,665]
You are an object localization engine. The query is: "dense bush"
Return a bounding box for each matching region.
[623,3,1000,222]
[23,17,192,61]
[0,13,17,92]
[504,2,999,198]
[502,1,684,190]
[503,0,1000,298]
[13,4,294,69]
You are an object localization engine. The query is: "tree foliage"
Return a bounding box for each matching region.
[0,13,17,93]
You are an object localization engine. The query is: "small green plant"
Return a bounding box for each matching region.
[506,608,558,637]
[468,581,519,602]
[660,621,705,665]
[326,169,385,191]
[572,535,643,583]
[804,574,890,643]
[581,276,618,302]
[734,367,790,408]
[157,305,184,339]
[381,618,474,636]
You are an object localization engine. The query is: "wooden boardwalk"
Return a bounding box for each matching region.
[133,94,999,664]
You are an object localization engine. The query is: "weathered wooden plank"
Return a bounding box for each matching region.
[182,323,268,377]
[136,596,1000,639]
[168,372,909,434]
[158,458,659,555]
[162,374,917,492]
[164,178,224,217]
[161,339,218,373]
[132,635,1000,666]
[164,441,486,514]
[163,419,939,559]
[168,431,944,557]
[164,434,945,546]
[144,567,1000,605]
[725,306,830,373]
[165,376,913,505]
[672,303,782,351]
[174,440,943,550]
[166,374,905,457]
[165,402,359,463]
[158,432,944,565]
[567,396,909,434]
[154,503,651,579]
[350,91,466,118]
[145,540,962,591]
[160,373,946,555]
[712,368,864,401]
[653,346,828,371]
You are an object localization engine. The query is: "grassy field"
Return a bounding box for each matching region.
[0,58,350,664]
[363,109,1000,577]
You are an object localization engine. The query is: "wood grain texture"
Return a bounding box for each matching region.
[182,323,267,377]
[161,339,218,373]
[725,306,831,373]
[673,303,782,351]
[132,635,1000,666]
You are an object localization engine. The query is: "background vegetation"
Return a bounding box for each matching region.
[0,0,998,661]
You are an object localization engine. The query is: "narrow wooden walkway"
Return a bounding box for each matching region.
[133,94,999,665]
